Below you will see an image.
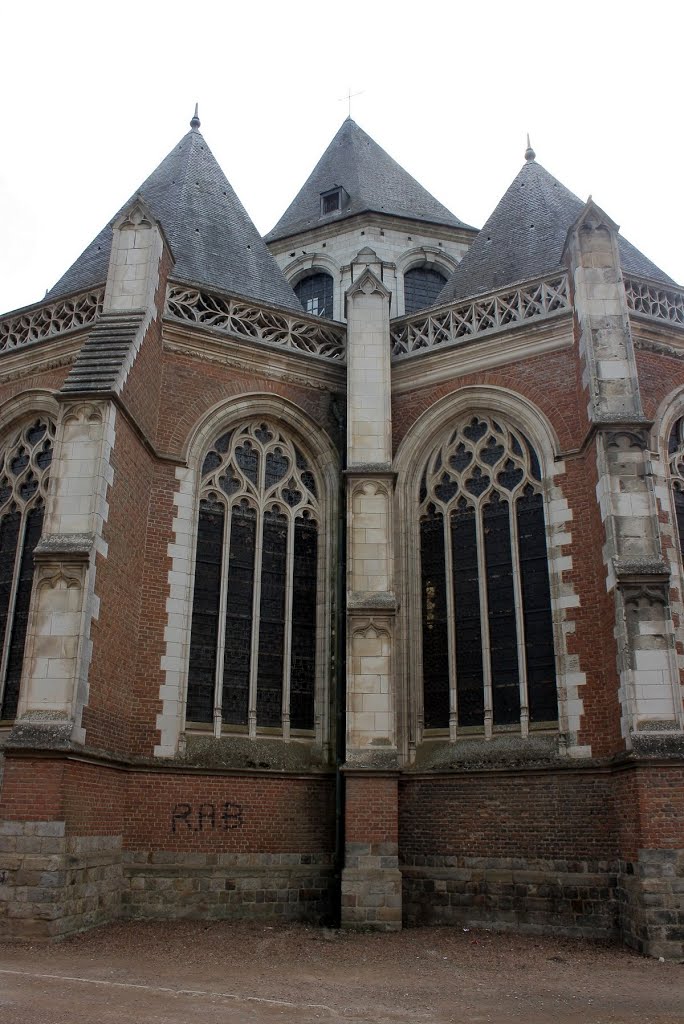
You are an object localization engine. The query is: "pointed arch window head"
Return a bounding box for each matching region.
[0,418,55,720]
[419,415,557,738]
[187,420,320,737]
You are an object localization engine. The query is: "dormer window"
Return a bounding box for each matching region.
[320,187,345,217]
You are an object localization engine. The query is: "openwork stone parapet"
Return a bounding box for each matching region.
[390,273,570,359]
[625,276,684,328]
[165,282,347,362]
[0,289,104,354]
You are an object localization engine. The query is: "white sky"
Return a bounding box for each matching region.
[1,0,682,315]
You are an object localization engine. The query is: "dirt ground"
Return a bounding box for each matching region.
[0,921,682,1024]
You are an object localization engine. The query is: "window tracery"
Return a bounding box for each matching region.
[187,420,320,736]
[0,418,55,720]
[419,415,557,736]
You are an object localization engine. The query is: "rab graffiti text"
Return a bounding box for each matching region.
[171,802,244,832]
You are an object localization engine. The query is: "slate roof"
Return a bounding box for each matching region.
[265,118,474,242]
[437,158,675,305]
[47,127,301,311]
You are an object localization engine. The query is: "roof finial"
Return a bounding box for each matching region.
[190,103,201,131]
[525,133,536,162]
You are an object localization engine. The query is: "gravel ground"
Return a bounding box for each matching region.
[0,921,682,1024]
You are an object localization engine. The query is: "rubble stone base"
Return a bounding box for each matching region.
[122,851,335,922]
[0,821,122,941]
[341,843,402,931]
[618,849,684,959]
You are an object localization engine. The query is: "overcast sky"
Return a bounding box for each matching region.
[1,1,682,315]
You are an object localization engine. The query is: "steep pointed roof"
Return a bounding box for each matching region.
[265,118,473,242]
[438,157,674,305]
[48,125,301,311]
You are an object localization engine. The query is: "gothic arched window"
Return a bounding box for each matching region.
[404,267,447,314]
[187,420,320,734]
[668,418,684,557]
[0,418,55,720]
[419,415,557,734]
[294,273,334,319]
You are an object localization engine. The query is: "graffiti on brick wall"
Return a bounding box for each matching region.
[171,802,244,832]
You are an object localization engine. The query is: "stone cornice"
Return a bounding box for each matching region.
[391,313,573,395]
[163,323,346,392]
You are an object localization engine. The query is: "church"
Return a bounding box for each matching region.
[0,109,682,958]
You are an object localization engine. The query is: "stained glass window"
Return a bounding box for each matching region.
[419,415,557,734]
[187,421,320,733]
[0,419,55,720]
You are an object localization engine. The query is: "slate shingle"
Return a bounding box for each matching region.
[265,118,474,242]
[438,159,675,305]
[47,129,301,311]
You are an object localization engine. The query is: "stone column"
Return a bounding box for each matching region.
[341,264,401,929]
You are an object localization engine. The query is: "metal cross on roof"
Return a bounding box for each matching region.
[339,87,364,119]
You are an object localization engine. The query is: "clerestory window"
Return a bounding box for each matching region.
[404,267,447,314]
[294,272,334,319]
[419,415,557,734]
[186,420,320,735]
[0,418,55,720]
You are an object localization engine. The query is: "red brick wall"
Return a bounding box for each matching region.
[614,765,684,861]
[157,350,341,455]
[0,757,66,821]
[345,776,398,845]
[399,772,617,862]
[83,415,155,754]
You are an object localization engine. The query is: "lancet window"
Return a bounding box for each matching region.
[187,420,320,735]
[0,418,55,720]
[667,417,684,556]
[419,415,557,736]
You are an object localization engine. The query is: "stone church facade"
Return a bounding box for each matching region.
[0,113,683,958]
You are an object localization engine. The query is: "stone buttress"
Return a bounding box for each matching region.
[565,200,684,958]
[340,263,402,930]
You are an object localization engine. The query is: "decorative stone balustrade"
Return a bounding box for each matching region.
[165,284,346,362]
[624,277,684,328]
[390,274,571,359]
[0,289,104,354]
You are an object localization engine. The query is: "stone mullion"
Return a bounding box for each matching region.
[509,496,530,738]
[443,508,459,742]
[212,498,233,738]
[247,504,265,740]
[474,503,494,740]
[281,511,295,741]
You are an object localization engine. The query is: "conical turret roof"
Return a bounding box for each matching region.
[265,118,473,242]
[47,125,301,311]
[438,157,674,304]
